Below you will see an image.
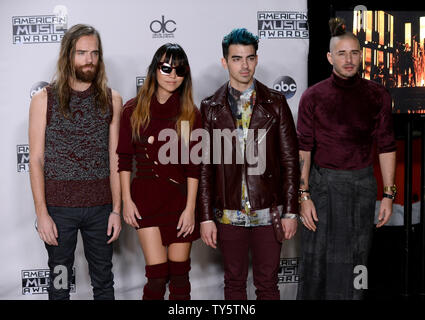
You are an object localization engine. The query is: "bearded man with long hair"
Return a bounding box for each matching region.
[29,24,122,300]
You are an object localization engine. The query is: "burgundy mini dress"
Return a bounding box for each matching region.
[117,92,201,245]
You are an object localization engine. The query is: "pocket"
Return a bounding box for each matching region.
[167,177,187,195]
[47,206,69,219]
[308,165,322,190]
[356,176,377,202]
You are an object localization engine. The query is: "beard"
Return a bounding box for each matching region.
[74,64,98,83]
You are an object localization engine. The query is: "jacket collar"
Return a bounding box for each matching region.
[210,79,274,107]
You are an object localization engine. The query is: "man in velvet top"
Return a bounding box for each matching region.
[296,18,397,300]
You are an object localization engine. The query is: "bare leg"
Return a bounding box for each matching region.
[168,242,192,261]
[137,226,167,265]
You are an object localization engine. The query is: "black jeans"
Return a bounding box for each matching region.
[45,204,114,300]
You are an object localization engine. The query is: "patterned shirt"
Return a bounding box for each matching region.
[216,81,275,227]
[44,84,112,207]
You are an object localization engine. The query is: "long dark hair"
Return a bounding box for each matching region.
[131,43,196,140]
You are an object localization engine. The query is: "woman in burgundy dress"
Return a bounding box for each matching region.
[117,43,201,300]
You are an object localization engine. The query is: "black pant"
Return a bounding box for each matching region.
[45,204,114,300]
[297,165,377,300]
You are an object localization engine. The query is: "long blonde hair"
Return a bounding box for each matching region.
[53,24,109,118]
[131,43,196,140]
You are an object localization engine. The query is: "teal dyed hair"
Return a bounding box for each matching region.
[222,28,259,59]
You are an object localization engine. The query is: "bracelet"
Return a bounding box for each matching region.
[281,213,298,219]
[110,211,121,217]
[382,193,395,200]
[298,195,311,203]
[383,185,397,193]
[298,188,310,195]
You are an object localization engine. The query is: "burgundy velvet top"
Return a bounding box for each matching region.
[297,72,396,170]
[116,92,202,228]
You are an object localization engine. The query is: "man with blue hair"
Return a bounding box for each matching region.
[198,28,299,299]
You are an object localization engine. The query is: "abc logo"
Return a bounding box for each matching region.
[150,15,176,34]
[30,81,49,99]
[273,76,297,99]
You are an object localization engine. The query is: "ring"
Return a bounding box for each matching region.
[300,216,305,223]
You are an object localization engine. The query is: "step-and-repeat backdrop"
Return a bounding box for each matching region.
[0,0,308,299]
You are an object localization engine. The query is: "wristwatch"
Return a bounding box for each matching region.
[383,185,397,200]
[383,185,397,194]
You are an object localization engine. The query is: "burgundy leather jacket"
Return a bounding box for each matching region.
[198,80,299,222]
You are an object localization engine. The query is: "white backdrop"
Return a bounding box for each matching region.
[0,0,308,299]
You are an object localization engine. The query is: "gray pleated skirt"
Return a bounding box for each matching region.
[297,164,377,300]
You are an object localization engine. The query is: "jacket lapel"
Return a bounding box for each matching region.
[249,81,276,131]
[210,82,236,130]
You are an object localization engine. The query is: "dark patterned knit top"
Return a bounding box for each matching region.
[44,84,113,207]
